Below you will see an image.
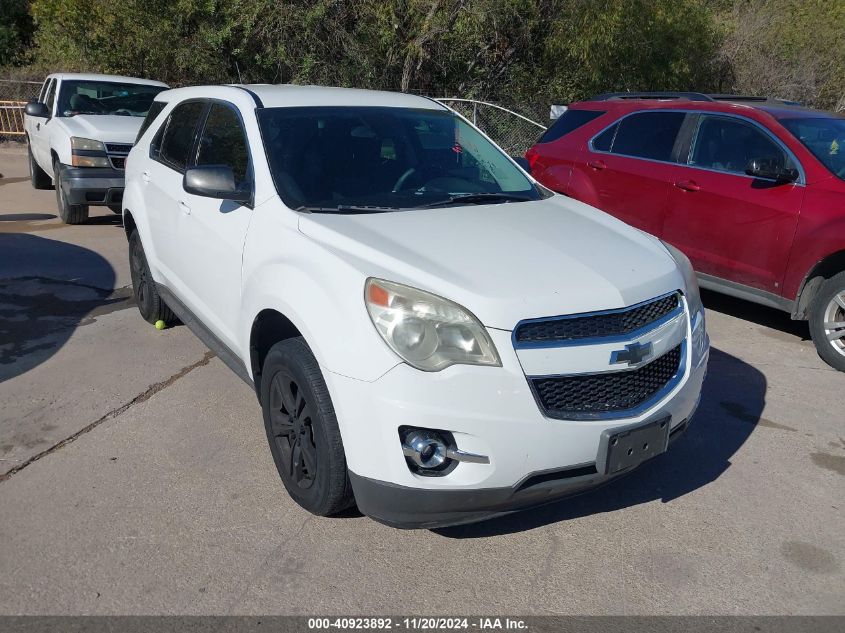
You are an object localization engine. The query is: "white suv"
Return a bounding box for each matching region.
[24,73,168,224]
[123,84,709,528]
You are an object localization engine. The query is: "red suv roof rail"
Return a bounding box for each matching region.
[588,92,714,102]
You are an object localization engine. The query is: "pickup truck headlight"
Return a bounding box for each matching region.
[365,278,501,372]
[70,137,110,168]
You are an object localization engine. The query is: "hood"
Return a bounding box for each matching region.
[59,115,143,144]
[298,196,684,330]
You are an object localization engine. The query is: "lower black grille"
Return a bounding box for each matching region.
[531,344,683,418]
[515,293,680,344]
[110,156,126,169]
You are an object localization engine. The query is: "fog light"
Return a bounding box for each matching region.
[403,429,447,468]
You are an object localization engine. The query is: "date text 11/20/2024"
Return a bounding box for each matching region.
[307,618,528,630]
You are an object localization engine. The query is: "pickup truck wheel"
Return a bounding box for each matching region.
[128,229,176,325]
[53,160,89,224]
[261,338,354,517]
[27,142,52,190]
[809,271,845,372]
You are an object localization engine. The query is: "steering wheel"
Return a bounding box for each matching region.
[392,168,417,193]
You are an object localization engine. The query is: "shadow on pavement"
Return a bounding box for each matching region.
[434,347,765,538]
[702,288,809,341]
[0,233,130,384]
[0,213,56,222]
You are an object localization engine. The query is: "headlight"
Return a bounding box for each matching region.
[662,241,703,317]
[365,278,501,372]
[71,137,110,167]
[71,137,106,152]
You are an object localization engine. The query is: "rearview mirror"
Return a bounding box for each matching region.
[183,166,251,203]
[745,158,799,184]
[25,101,50,118]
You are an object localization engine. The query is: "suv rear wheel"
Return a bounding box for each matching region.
[128,229,176,325]
[809,271,845,372]
[53,160,89,224]
[260,337,354,517]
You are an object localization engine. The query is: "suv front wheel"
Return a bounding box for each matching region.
[809,271,845,372]
[260,337,354,517]
[128,229,176,325]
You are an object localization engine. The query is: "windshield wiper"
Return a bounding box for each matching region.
[419,193,533,208]
[295,205,399,214]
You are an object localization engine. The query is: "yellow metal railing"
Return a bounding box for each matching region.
[0,101,26,136]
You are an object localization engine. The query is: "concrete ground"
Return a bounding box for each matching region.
[0,144,842,615]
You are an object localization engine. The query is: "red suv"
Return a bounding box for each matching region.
[526,92,845,372]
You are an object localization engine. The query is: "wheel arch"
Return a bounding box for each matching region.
[794,249,845,319]
[249,309,304,397]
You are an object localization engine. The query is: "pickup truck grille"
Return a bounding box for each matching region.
[530,344,683,418]
[105,143,133,154]
[110,156,126,169]
[514,293,680,344]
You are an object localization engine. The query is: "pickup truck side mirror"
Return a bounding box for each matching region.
[745,158,799,184]
[25,101,50,118]
[183,166,251,203]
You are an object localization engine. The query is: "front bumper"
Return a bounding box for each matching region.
[60,166,125,207]
[325,324,709,529]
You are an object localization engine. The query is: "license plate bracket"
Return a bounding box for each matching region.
[596,416,671,476]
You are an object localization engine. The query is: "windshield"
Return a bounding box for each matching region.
[57,80,168,118]
[257,106,541,212]
[779,115,845,181]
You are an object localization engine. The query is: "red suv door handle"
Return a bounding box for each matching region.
[587,159,607,171]
[674,180,700,192]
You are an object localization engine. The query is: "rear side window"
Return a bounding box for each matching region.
[196,103,250,184]
[539,109,605,144]
[594,111,686,162]
[155,101,206,171]
[135,101,166,144]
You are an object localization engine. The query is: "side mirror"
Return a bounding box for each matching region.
[513,156,532,174]
[183,166,251,203]
[745,158,798,183]
[25,101,50,118]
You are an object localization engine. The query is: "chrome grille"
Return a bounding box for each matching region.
[530,344,683,419]
[515,293,680,345]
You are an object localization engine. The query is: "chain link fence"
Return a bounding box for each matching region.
[436,98,547,157]
[0,79,41,142]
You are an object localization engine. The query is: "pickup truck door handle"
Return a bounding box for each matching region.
[141,171,151,183]
[36,123,40,131]
[587,159,607,171]
[179,201,191,216]
[674,180,700,192]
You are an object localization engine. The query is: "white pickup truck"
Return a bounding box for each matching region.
[24,73,168,224]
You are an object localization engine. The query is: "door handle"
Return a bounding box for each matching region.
[36,123,40,131]
[179,201,191,216]
[141,171,151,183]
[587,159,607,171]
[674,180,700,192]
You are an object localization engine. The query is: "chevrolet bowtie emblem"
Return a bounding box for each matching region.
[610,341,653,367]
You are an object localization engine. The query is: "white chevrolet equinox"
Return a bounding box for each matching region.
[123,84,709,528]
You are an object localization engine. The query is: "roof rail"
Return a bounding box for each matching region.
[708,94,802,106]
[589,92,714,102]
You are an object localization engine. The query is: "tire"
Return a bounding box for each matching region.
[53,160,89,224]
[27,141,52,190]
[260,337,354,517]
[808,271,845,372]
[128,229,176,325]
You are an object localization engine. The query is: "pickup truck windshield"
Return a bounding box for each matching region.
[779,115,845,181]
[257,106,540,212]
[57,80,167,118]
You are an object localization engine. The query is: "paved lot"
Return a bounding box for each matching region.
[0,144,843,615]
